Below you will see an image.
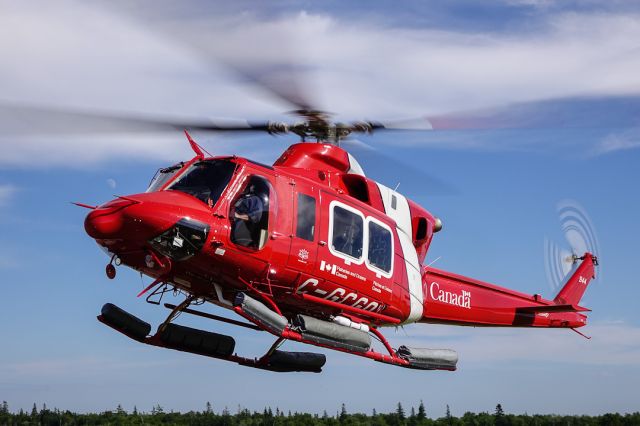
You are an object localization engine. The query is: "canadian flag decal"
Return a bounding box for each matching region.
[320,260,337,275]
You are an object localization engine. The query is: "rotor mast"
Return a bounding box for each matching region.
[267,109,379,145]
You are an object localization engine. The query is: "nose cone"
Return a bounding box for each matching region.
[84,200,128,239]
[84,192,215,243]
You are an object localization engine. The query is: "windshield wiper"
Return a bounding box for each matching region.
[160,162,184,174]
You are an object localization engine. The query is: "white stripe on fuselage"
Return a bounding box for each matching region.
[376,183,423,323]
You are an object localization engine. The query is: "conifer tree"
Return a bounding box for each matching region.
[31,403,37,417]
[339,403,347,423]
[495,403,507,426]
[206,401,212,414]
[397,402,406,420]
[408,406,418,426]
[417,400,426,420]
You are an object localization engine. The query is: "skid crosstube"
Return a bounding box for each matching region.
[97,296,457,373]
[97,303,325,373]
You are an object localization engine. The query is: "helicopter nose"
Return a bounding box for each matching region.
[84,192,215,243]
[84,198,134,239]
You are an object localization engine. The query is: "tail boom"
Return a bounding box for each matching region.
[420,253,596,329]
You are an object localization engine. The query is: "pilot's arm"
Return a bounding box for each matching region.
[234,195,263,223]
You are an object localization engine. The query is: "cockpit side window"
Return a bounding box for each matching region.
[230,176,272,249]
[167,160,235,207]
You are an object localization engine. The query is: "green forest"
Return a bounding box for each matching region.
[1,400,638,426]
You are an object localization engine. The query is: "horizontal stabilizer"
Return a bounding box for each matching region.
[517,304,591,313]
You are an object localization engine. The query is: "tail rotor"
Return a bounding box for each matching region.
[544,200,600,291]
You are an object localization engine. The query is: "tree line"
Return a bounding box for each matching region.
[1,400,638,426]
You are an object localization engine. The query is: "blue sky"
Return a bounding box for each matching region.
[1,0,640,417]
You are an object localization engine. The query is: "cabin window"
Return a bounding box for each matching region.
[230,176,271,249]
[367,220,392,273]
[331,204,364,261]
[296,193,316,241]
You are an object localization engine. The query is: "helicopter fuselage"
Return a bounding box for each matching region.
[85,142,592,331]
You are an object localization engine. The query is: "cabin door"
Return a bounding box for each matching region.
[287,186,319,274]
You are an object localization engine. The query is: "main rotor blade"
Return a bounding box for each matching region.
[366,117,434,131]
[224,61,318,114]
[341,138,457,196]
[0,103,272,135]
[133,8,322,115]
[361,95,640,135]
[425,95,640,131]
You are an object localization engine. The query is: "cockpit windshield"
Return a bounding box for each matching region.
[146,162,185,193]
[166,160,236,207]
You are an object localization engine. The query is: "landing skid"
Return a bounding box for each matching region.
[97,293,457,373]
[232,293,456,371]
[98,303,325,373]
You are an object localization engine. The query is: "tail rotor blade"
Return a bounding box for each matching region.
[544,200,600,291]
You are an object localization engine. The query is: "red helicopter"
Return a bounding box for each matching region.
[73,101,598,374]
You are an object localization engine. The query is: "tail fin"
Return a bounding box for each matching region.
[553,253,598,306]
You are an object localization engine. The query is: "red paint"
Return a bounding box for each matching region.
[85,135,598,371]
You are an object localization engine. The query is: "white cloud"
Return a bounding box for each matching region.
[1,2,640,166]
[591,128,640,155]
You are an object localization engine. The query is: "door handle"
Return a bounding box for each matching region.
[319,241,327,246]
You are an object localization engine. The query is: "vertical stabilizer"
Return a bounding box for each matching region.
[553,253,597,306]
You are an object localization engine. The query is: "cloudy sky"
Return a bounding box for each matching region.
[1,0,639,417]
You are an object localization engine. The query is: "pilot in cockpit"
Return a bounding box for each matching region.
[231,180,269,248]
